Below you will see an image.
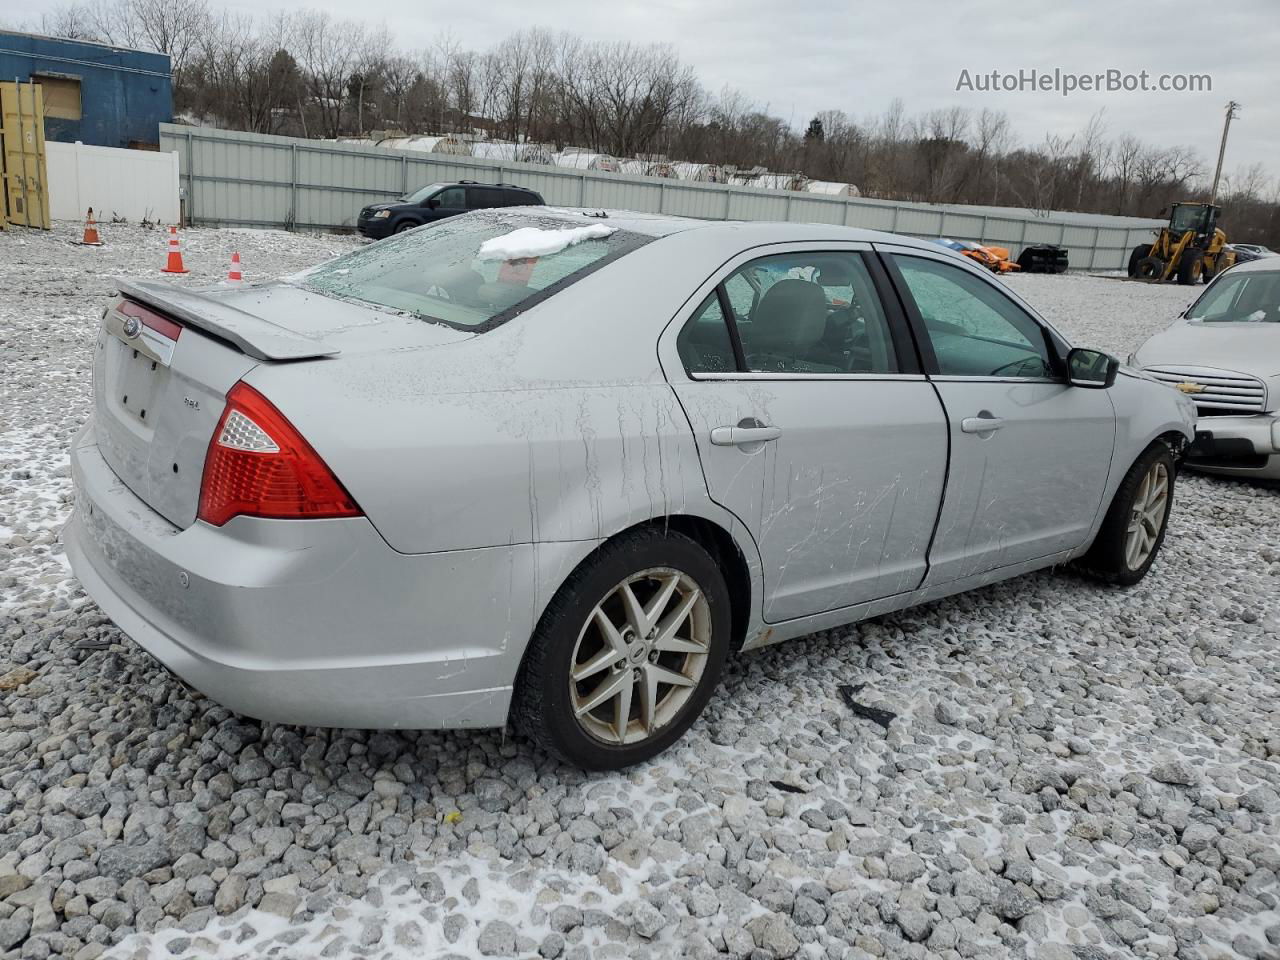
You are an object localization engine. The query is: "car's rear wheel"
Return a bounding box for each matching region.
[1076,443,1176,586]
[511,528,731,769]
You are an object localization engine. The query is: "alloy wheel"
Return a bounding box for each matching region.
[568,567,712,745]
[1124,460,1169,570]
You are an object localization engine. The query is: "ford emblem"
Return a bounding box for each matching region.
[122,316,142,339]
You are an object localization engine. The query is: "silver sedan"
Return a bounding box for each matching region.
[64,209,1196,769]
[1131,257,1280,480]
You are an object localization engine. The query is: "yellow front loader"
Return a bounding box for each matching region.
[1127,202,1234,285]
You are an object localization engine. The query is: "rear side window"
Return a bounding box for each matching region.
[677,293,737,373]
[468,187,506,209]
[299,212,650,332]
[505,189,537,206]
[678,251,899,375]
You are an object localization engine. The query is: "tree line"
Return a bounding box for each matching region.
[18,0,1280,244]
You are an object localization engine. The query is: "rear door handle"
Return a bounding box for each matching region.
[961,416,1005,434]
[710,425,782,446]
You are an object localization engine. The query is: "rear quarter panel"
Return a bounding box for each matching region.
[242,231,754,558]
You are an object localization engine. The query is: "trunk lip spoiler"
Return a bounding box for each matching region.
[116,279,341,362]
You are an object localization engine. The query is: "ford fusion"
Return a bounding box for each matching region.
[64,209,1196,769]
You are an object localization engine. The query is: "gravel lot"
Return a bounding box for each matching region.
[1,222,1277,960]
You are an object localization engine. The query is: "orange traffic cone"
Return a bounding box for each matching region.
[226,251,243,284]
[161,225,189,274]
[80,207,103,246]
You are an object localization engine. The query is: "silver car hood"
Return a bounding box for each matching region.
[119,279,473,361]
[1136,319,1280,379]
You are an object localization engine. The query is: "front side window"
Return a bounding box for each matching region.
[434,187,465,208]
[892,255,1053,378]
[1186,272,1280,323]
[403,183,446,204]
[678,251,898,375]
[299,212,649,331]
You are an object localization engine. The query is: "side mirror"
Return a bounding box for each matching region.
[1067,347,1119,388]
[425,197,440,210]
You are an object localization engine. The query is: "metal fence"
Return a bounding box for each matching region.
[160,124,1164,271]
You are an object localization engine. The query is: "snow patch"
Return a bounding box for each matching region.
[477,224,616,261]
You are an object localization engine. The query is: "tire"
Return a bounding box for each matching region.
[393,220,417,234]
[1127,244,1152,277]
[1135,256,1165,281]
[1177,251,1203,285]
[1201,259,1217,283]
[511,528,732,769]
[1076,443,1177,586]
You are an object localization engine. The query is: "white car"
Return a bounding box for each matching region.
[1131,257,1280,481]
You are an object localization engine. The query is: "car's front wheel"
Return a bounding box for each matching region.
[1077,442,1176,586]
[512,528,731,769]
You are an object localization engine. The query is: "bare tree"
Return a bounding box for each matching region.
[291,11,363,139]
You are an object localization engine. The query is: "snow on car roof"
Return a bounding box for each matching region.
[477,224,618,261]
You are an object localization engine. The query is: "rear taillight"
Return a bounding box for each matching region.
[198,383,362,527]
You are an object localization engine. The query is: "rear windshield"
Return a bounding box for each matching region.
[1186,271,1280,323]
[298,212,649,331]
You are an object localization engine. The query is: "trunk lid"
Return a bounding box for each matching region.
[93,295,258,529]
[93,281,473,529]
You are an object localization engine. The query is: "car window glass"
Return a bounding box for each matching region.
[726,252,898,374]
[893,255,1052,378]
[723,273,755,318]
[300,212,649,331]
[1187,273,1280,323]
[468,187,505,209]
[505,190,533,206]
[676,293,736,374]
[435,187,465,208]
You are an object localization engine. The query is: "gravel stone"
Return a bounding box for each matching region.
[896,908,934,942]
[478,920,517,956]
[1151,760,1197,786]
[631,901,667,938]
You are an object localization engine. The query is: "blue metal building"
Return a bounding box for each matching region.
[0,30,172,148]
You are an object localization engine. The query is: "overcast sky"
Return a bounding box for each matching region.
[22,0,1279,184]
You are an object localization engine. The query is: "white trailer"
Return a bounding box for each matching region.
[670,162,724,183]
[553,151,621,172]
[805,180,861,198]
[373,135,474,156]
[471,141,555,164]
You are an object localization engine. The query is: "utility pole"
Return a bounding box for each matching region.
[1209,100,1240,204]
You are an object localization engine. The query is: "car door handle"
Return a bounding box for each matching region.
[961,416,1005,434]
[710,425,782,446]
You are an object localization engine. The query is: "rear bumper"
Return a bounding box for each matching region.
[63,421,539,729]
[1185,414,1280,480]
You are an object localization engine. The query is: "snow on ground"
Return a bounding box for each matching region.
[0,222,1277,960]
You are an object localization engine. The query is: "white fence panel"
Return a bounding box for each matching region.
[46,141,180,224]
[159,124,1165,271]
